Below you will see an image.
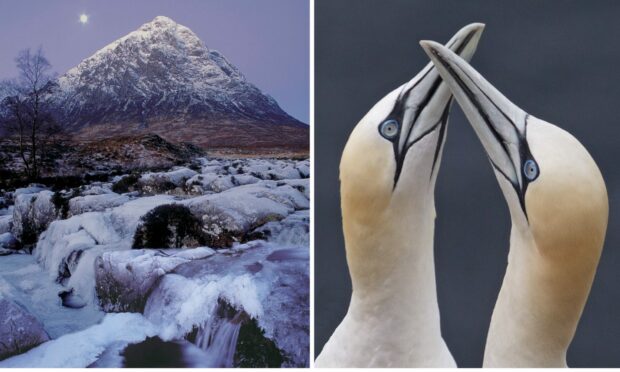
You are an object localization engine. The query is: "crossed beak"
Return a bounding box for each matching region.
[420,40,536,214]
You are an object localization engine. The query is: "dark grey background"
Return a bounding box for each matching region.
[314,0,620,367]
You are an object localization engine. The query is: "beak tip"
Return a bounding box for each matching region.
[469,22,486,32]
[419,40,442,57]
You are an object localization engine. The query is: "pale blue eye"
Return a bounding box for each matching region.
[523,159,538,180]
[380,119,399,139]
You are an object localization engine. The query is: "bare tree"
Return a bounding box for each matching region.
[0,47,58,180]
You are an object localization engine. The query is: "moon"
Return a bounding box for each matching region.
[79,14,88,24]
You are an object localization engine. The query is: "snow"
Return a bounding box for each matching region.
[14,186,48,196]
[0,313,157,368]
[140,167,197,186]
[280,178,310,199]
[186,173,236,193]
[80,185,113,196]
[68,193,130,215]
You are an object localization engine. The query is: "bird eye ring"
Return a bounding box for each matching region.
[523,159,538,181]
[379,119,399,140]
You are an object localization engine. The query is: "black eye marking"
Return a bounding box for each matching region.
[378,119,399,140]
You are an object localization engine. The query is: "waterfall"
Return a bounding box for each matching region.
[194,310,244,367]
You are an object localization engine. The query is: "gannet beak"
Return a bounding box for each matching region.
[390,23,485,187]
[419,40,535,212]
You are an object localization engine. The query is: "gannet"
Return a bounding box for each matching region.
[421,41,609,368]
[315,23,485,368]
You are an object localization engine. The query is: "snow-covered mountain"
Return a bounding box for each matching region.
[54,16,308,150]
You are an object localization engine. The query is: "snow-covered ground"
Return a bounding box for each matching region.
[0,157,309,367]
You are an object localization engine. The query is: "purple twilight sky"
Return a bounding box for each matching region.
[0,0,309,123]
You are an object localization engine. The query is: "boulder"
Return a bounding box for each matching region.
[0,233,20,250]
[184,182,308,247]
[95,249,213,312]
[0,297,50,360]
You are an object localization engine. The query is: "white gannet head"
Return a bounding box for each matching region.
[339,24,484,285]
[421,40,608,264]
[421,40,609,363]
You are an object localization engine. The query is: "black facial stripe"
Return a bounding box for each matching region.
[391,73,443,188]
[489,157,527,219]
[392,114,444,189]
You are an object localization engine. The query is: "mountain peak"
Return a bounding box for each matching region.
[150,15,177,25]
[53,16,308,150]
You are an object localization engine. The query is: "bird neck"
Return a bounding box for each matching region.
[343,203,445,345]
[484,227,598,367]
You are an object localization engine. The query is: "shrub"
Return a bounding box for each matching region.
[138,177,178,195]
[133,204,206,249]
[112,174,140,194]
[51,191,72,219]
[234,318,284,367]
[187,161,202,172]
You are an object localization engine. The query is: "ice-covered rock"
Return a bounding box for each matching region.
[184,181,308,247]
[95,249,191,312]
[0,213,13,234]
[185,174,236,194]
[141,167,198,187]
[34,195,176,303]
[0,233,19,250]
[239,159,302,181]
[295,160,310,178]
[0,313,157,367]
[68,193,130,216]
[80,185,113,196]
[231,174,261,186]
[58,288,87,309]
[279,179,310,199]
[251,210,309,247]
[0,295,50,361]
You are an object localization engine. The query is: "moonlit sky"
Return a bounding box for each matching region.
[0,0,309,123]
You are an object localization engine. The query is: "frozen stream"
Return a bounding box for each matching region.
[0,253,104,339]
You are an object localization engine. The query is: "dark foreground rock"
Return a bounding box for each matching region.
[0,297,50,360]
